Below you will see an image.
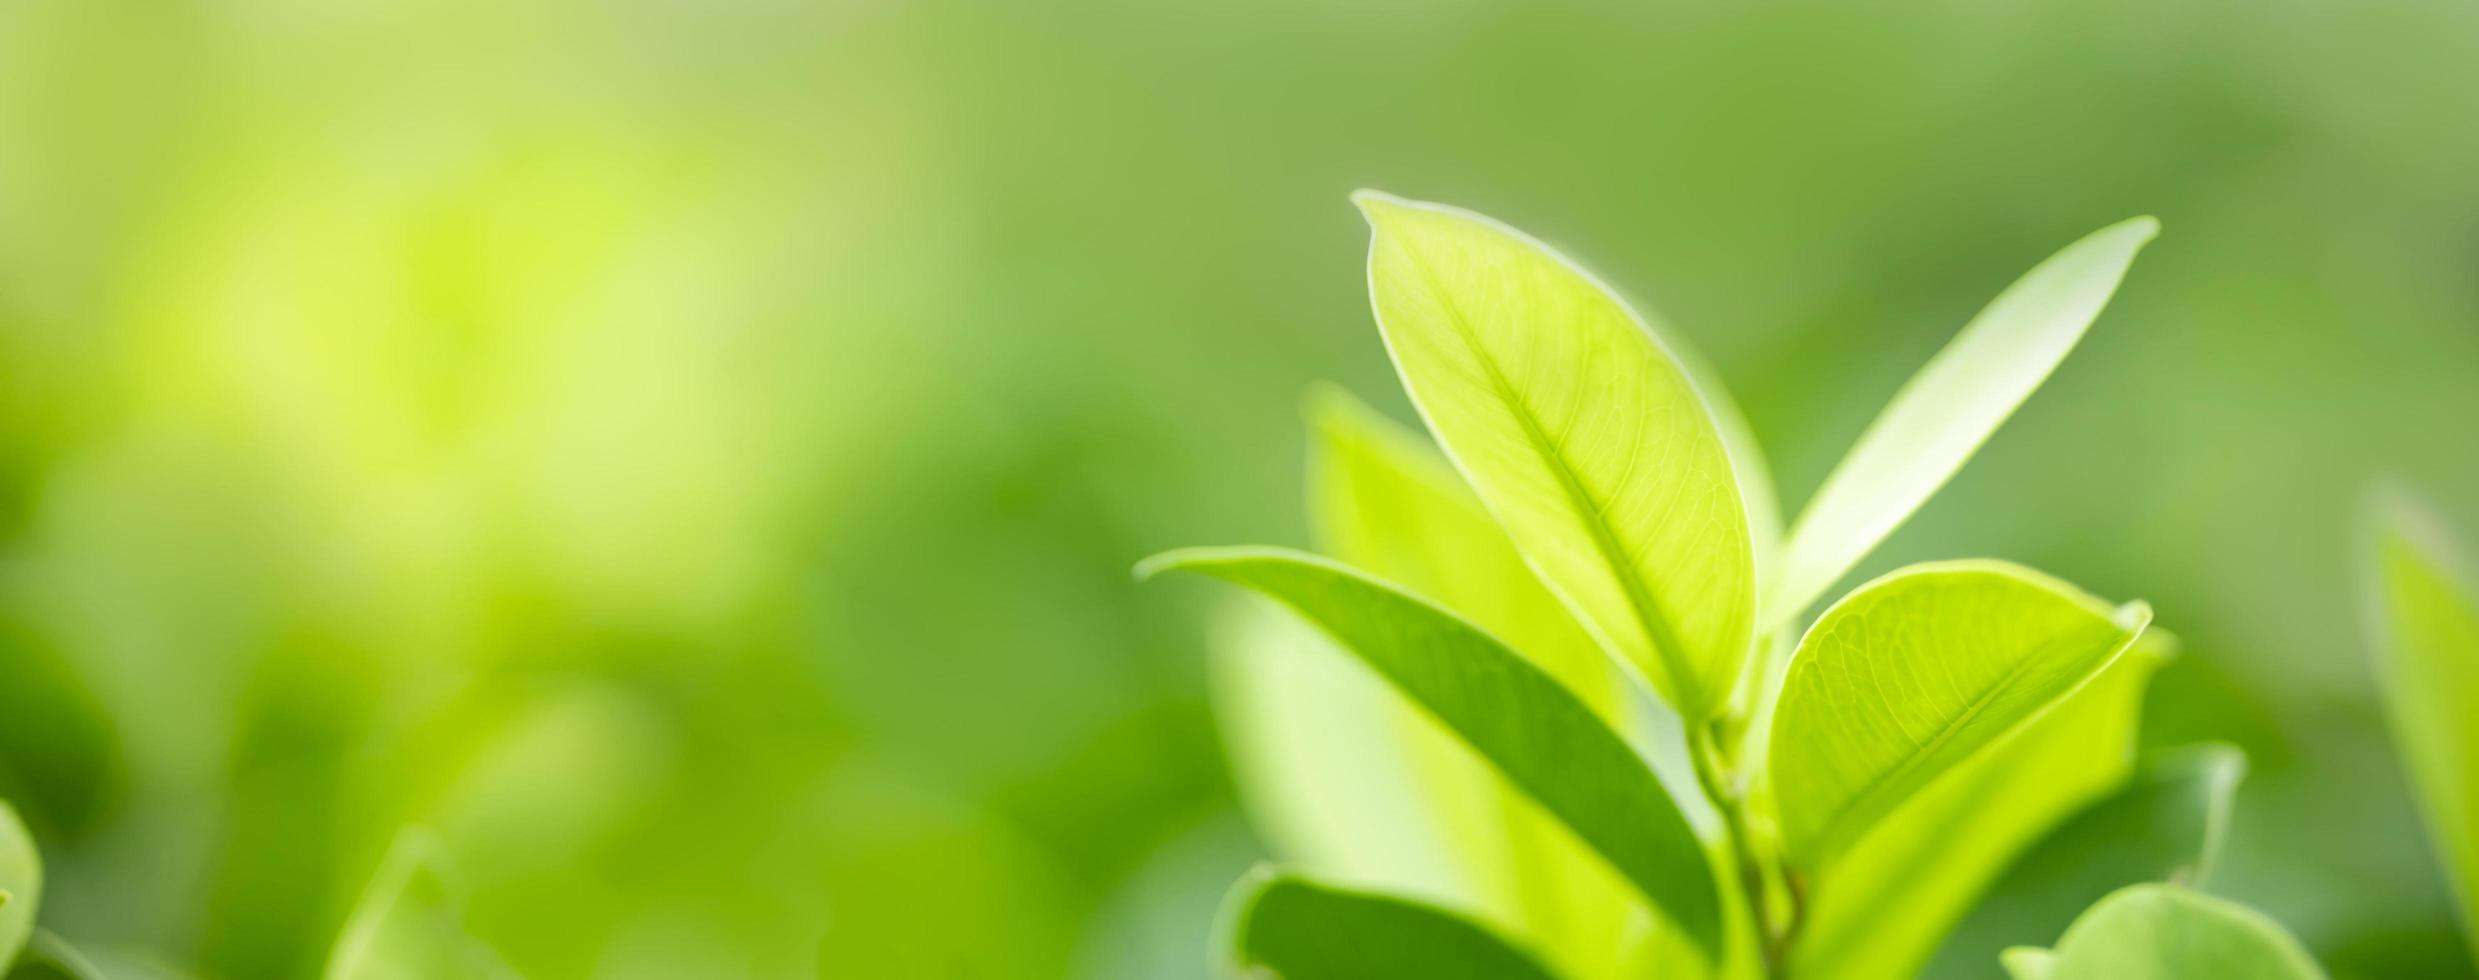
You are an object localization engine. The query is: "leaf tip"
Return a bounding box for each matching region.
[1348,187,1412,220]
[2113,599,2155,634]
[1132,551,1189,583]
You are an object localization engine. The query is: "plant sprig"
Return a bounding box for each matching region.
[1150,192,2329,978]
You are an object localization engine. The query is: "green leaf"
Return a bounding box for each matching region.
[0,803,38,971]
[323,830,514,980]
[1768,561,2150,868]
[1790,631,2172,978]
[2004,884,2326,979]
[1924,744,2245,978]
[1302,388,1647,978]
[1220,868,1562,980]
[7,932,105,980]
[2365,486,2479,959]
[1353,191,1755,720]
[1142,547,1722,956]
[1765,218,2157,629]
[2000,947,2059,980]
[1207,598,1473,908]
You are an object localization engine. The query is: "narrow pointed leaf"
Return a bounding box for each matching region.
[1767,218,2158,628]
[1769,561,2150,868]
[1791,632,2174,978]
[1354,191,1754,720]
[324,830,515,980]
[2010,885,2325,979]
[1305,388,1644,978]
[1221,869,1562,980]
[0,803,37,970]
[1142,547,1722,956]
[1925,744,2245,978]
[2365,487,2479,958]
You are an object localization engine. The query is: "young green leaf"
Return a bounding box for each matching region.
[2364,487,2479,959]
[1791,632,2173,978]
[1220,868,1562,980]
[1141,547,1722,956]
[1769,561,2150,868]
[2002,884,2326,979]
[1305,388,1645,978]
[1308,386,1622,718]
[0,803,38,971]
[323,830,514,980]
[1925,744,2245,978]
[1765,218,2158,629]
[1353,191,1755,720]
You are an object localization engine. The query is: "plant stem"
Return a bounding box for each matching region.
[1689,720,1798,978]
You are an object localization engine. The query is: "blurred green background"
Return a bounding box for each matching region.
[2,0,2476,977]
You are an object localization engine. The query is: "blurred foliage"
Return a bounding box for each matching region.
[0,0,2475,977]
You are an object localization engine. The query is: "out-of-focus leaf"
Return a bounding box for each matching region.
[1207,600,1469,907]
[1302,388,1643,978]
[1769,561,2150,868]
[0,803,38,970]
[2003,884,2325,979]
[7,932,104,980]
[1354,191,1754,721]
[1765,218,2158,628]
[2000,947,2059,980]
[1924,743,2245,978]
[1220,868,1562,980]
[1142,548,1721,956]
[1791,632,2172,978]
[2366,487,2479,960]
[323,830,514,980]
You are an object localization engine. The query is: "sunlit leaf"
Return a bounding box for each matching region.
[1302,388,1645,978]
[1354,191,1754,720]
[1768,561,2150,867]
[323,830,515,980]
[0,803,37,971]
[1141,547,1722,956]
[2365,486,2479,959]
[1791,632,2171,978]
[1765,218,2158,628]
[1925,743,2244,978]
[1220,868,1562,980]
[2003,884,2325,979]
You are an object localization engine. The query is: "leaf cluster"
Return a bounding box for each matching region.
[1148,193,2332,977]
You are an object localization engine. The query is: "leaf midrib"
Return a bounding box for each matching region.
[1806,624,2119,863]
[1394,242,1707,715]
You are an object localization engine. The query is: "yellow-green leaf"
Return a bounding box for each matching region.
[1768,561,2150,868]
[1766,218,2157,629]
[1791,632,2172,978]
[2003,884,2325,979]
[2365,487,2479,960]
[0,803,37,971]
[1303,388,1645,978]
[1354,191,1754,720]
[1141,547,1722,956]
